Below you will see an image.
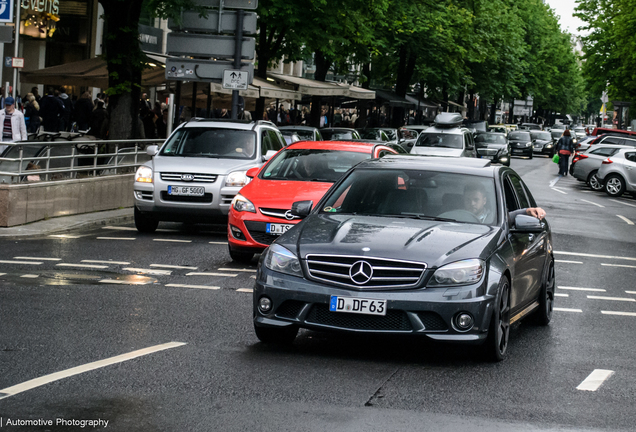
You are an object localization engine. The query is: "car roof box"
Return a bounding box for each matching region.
[434,113,463,128]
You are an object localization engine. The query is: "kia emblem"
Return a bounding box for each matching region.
[181,174,195,181]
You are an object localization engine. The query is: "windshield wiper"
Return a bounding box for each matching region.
[400,213,458,222]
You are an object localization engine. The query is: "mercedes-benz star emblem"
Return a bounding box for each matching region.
[181,174,195,182]
[284,210,295,220]
[349,260,373,285]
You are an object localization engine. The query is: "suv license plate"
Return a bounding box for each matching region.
[167,186,205,196]
[266,223,293,235]
[329,296,387,316]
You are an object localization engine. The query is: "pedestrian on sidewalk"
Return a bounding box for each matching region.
[0,97,28,154]
[24,93,41,134]
[555,129,575,176]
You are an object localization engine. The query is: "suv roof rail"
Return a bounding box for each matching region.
[252,120,277,130]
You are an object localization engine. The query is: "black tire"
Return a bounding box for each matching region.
[228,245,254,264]
[533,258,554,326]
[528,152,533,160]
[134,206,159,233]
[587,170,603,191]
[604,174,626,197]
[482,276,511,362]
[254,324,298,344]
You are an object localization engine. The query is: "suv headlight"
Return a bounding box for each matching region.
[225,171,251,187]
[428,259,485,287]
[231,194,256,213]
[264,244,303,277]
[135,166,153,183]
[524,142,532,147]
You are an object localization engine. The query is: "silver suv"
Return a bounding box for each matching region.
[133,119,285,232]
[410,113,477,158]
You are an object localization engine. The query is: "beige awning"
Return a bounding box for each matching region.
[209,82,260,99]
[253,77,301,101]
[337,83,376,99]
[267,73,350,96]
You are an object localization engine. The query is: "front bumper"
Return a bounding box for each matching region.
[253,266,497,343]
[228,208,301,253]
[510,146,532,157]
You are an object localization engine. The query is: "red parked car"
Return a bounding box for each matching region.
[227,141,399,262]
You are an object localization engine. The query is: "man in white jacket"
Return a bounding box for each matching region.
[0,97,28,154]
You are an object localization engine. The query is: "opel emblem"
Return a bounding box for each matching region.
[181,174,195,181]
[349,260,373,285]
[284,210,295,221]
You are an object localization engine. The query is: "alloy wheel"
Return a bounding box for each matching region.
[497,282,511,356]
[588,173,602,191]
[545,261,555,320]
[606,176,624,196]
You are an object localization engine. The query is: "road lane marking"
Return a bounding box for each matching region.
[98,279,152,285]
[96,237,136,241]
[209,241,228,245]
[48,234,81,239]
[150,264,198,270]
[549,177,561,187]
[554,293,569,297]
[577,369,615,391]
[186,272,237,277]
[165,284,220,290]
[20,274,39,278]
[81,260,131,265]
[217,268,257,273]
[550,187,568,195]
[626,291,636,295]
[555,260,583,264]
[102,226,137,231]
[558,286,606,292]
[601,263,636,269]
[56,263,108,269]
[236,288,253,293]
[554,251,636,262]
[13,257,61,261]
[554,307,582,312]
[587,295,636,302]
[122,268,172,276]
[617,215,634,225]
[153,239,192,243]
[0,273,5,276]
[609,199,636,208]
[0,260,43,265]
[602,310,636,317]
[0,342,186,400]
[580,199,605,208]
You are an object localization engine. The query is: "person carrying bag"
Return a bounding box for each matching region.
[555,129,574,176]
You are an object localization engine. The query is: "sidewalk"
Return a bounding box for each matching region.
[0,208,133,238]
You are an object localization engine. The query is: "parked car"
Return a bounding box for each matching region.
[488,125,508,134]
[280,130,301,146]
[520,123,542,131]
[597,148,636,197]
[508,130,533,159]
[474,132,511,166]
[410,113,477,158]
[530,131,556,157]
[577,134,636,153]
[253,155,554,362]
[320,128,361,141]
[227,140,399,262]
[358,128,390,143]
[571,144,634,191]
[573,127,587,141]
[133,119,286,232]
[278,126,323,142]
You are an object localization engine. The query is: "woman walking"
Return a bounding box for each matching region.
[24,93,41,134]
[556,129,575,176]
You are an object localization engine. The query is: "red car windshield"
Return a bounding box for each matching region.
[261,149,370,183]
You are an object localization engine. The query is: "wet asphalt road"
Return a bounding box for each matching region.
[0,154,635,432]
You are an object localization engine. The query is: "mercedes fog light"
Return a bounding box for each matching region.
[455,313,474,331]
[258,297,272,313]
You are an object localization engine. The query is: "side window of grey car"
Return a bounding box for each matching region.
[591,147,619,157]
[508,175,530,209]
[503,178,520,212]
[261,130,272,155]
[270,130,285,151]
[625,152,636,162]
[602,136,622,144]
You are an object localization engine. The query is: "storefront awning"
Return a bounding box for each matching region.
[405,95,438,109]
[373,89,416,108]
[267,73,350,96]
[253,77,302,101]
[337,83,376,100]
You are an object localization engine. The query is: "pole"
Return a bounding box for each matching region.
[174,81,181,127]
[231,9,244,120]
[12,0,20,99]
[206,83,212,118]
[191,81,198,118]
[167,93,175,136]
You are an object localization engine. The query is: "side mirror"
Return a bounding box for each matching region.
[262,149,278,161]
[291,200,313,218]
[146,145,158,156]
[511,214,543,233]
[246,167,260,178]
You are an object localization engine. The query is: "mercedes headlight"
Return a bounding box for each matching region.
[428,259,485,286]
[225,171,251,187]
[135,166,153,183]
[231,194,256,213]
[524,142,532,147]
[264,244,303,277]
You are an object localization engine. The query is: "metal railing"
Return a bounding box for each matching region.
[0,139,164,184]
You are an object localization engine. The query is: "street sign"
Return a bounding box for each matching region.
[222,69,249,90]
[0,25,12,43]
[4,56,11,67]
[167,33,255,59]
[601,91,608,104]
[166,58,253,83]
[191,0,258,9]
[168,11,257,35]
[11,58,24,68]
[0,0,14,23]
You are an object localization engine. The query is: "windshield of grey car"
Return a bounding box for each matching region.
[551,130,564,139]
[160,128,257,159]
[286,129,313,140]
[509,132,531,141]
[415,133,463,149]
[531,131,552,141]
[322,130,357,140]
[476,133,506,145]
[261,149,370,182]
[321,169,498,225]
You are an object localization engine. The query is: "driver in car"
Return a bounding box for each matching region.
[463,183,546,223]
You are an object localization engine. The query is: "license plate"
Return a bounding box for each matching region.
[266,223,293,235]
[167,186,205,196]
[512,149,523,154]
[482,155,494,160]
[329,296,387,316]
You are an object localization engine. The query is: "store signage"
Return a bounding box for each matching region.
[0,0,14,23]
[138,24,163,54]
[20,0,60,16]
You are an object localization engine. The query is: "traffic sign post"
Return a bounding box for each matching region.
[168,10,257,34]
[166,33,255,59]
[0,0,14,23]
[166,58,253,82]
[222,69,249,90]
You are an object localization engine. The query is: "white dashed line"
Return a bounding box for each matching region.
[0,342,186,400]
[102,226,137,231]
[576,369,615,391]
[554,251,636,262]
[555,260,583,264]
[616,215,634,225]
[550,187,568,195]
[250,275,256,279]
[558,286,606,292]
[554,293,569,297]
[580,199,605,208]
[186,272,237,277]
[236,288,253,293]
[150,264,198,270]
[549,177,561,188]
[0,273,5,276]
[153,239,192,243]
[20,274,39,278]
[98,279,152,285]
[0,260,43,265]
[554,307,583,313]
[165,284,220,290]
[609,199,636,208]
[96,237,136,241]
[13,257,61,261]
[48,234,81,239]
[122,268,172,276]
[56,263,108,269]
[601,263,636,269]
[81,260,131,265]
[587,295,636,302]
[217,268,257,273]
[601,310,636,317]
[209,241,228,245]
[626,291,636,295]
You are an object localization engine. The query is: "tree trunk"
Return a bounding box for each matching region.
[478,97,488,121]
[442,85,449,112]
[99,0,145,140]
[467,89,475,120]
[508,99,515,124]
[310,50,332,128]
[489,98,498,124]
[356,63,371,128]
